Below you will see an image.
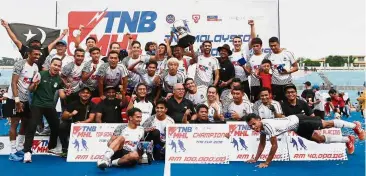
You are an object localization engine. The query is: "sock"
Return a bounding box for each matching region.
[112,159,119,166]
[333,119,356,129]
[104,147,114,159]
[10,140,17,154]
[324,135,349,143]
[17,135,25,150]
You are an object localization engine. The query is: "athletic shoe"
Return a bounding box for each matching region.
[9,153,23,161]
[353,121,365,140]
[23,152,32,163]
[15,150,25,157]
[346,135,355,154]
[48,148,62,155]
[39,129,51,136]
[59,152,67,158]
[97,158,111,170]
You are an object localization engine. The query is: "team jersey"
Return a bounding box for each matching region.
[265,50,296,85]
[184,85,208,105]
[230,49,249,81]
[142,115,175,142]
[96,63,128,87]
[313,91,325,111]
[133,99,154,124]
[204,101,223,122]
[61,62,85,93]
[113,125,145,152]
[228,100,253,118]
[81,60,104,90]
[161,71,185,93]
[121,55,151,88]
[42,54,73,70]
[247,53,265,86]
[8,59,38,101]
[261,115,300,137]
[220,89,250,114]
[194,55,220,86]
[253,100,283,119]
[135,66,157,95]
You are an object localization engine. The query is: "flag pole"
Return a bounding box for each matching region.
[55,1,58,28]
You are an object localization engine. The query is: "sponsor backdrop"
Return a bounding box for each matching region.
[57,0,279,56]
[0,136,61,155]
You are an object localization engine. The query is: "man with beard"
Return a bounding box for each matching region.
[6,47,40,161]
[97,51,129,99]
[95,86,128,123]
[1,19,68,70]
[217,44,235,94]
[127,83,153,125]
[184,78,207,106]
[193,41,220,87]
[253,87,283,119]
[59,87,97,157]
[23,58,67,163]
[142,99,175,160]
[82,47,104,97]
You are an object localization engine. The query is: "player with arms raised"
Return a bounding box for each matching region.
[244,113,365,168]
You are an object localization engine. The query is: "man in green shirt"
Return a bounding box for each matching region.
[23,58,67,163]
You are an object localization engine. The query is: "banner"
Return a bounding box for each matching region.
[67,123,120,162]
[287,129,347,161]
[227,122,289,161]
[0,136,60,155]
[57,0,279,56]
[165,124,230,164]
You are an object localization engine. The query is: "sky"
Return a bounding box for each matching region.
[0,0,364,59]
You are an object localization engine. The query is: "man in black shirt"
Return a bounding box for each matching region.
[282,84,314,116]
[95,86,128,123]
[1,19,68,70]
[217,44,235,95]
[166,83,196,123]
[58,87,97,156]
[301,81,315,108]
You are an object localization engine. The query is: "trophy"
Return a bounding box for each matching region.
[172,20,196,48]
[138,141,154,164]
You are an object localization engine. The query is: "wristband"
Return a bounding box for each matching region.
[14,97,20,103]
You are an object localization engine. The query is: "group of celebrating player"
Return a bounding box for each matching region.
[1,18,364,169]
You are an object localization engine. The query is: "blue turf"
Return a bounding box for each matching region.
[0,113,365,176]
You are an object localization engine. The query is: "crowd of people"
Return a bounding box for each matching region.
[0,18,365,169]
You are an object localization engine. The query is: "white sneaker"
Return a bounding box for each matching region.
[48,148,62,155]
[23,152,32,163]
[97,158,111,170]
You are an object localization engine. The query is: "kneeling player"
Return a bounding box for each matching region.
[97,108,145,170]
[245,113,365,168]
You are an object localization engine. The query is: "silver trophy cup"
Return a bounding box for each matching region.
[172,20,196,48]
[138,141,154,164]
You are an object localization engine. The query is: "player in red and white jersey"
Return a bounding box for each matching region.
[97,108,145,170]
[81,47,104,97]
[245,113,365,168]
[184,78,207,106]
[6,47,39,161]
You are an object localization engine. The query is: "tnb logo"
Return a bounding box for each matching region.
[178,127,192,132]
[67,9,157,56]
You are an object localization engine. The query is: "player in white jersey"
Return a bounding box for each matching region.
[160,58,186,98]
[127,83,153,125]
[154,39,172,75]
[221,78,250,115]
[265,37,299,102]
[184,78,207,105]
[245,113,365,168]
[253,87,283,119]
[121,41,156,95]
[96,51,129,99]
[97,108,145,170]
[6,47,40,161]
[81,47,104,97]
[193,41,220,87]
[226,86,252,121]
[42,40,73,71]
[142,99,175,160]
[61,48,85,104]
[204,86,224,122]
[128,60,160,103]
[231,20,256,97]
[245,38,265,102]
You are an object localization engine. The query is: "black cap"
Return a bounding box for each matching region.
[79,86,92,93]
[284,84,297,92]
[303,81,311,86]
[104,86,117,92]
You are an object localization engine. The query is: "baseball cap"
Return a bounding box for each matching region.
[56,40,67,46]
[284,84,297,92]
[312,84,320,89]
[104,86,117,92]
[303,81,311,86]
[79,86,92,93]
